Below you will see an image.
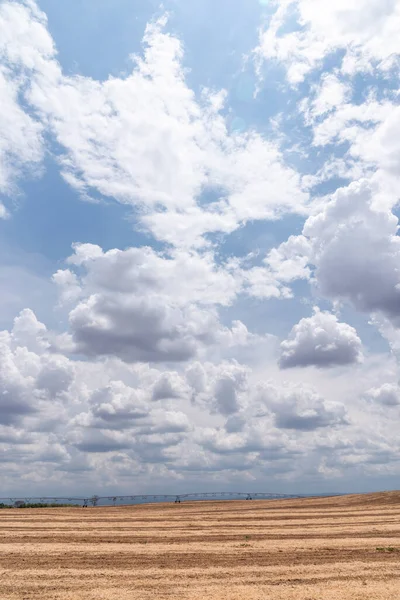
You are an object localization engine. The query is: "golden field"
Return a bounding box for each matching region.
[0,492,399,599]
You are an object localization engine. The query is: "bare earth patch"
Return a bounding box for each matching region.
[0,492,399,599]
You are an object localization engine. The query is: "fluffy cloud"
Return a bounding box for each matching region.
[242,234,312,300]
[85,382,150,429]
[365,383,400,406]
[62,243,240,307]
[68,292,220,363]
[306,181,400,323]
[0,1,309,246]
[53,243,249,363]
[256,382,348,431]
[280,308,363,369]
[0,307,399,494]
[299,86,400,209]
[268,181,400,326]
[185,361,250,416]
[0,312,69,427]
[196,378,349,475]
[305,74,351,119]
[257,0,400,83]
[304,95,394,151]
[151,371,190,401]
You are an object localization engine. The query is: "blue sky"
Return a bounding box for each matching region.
[0,0,400,496]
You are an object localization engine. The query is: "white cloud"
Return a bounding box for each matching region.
[0,1,309,246]
[11,308,49,354]
[269,181,400,326]
[0,312,66,427]
[305,181,400,323]
[307,97,393,150]
[0,0,55,203]
[0,66,43,204]
[0,0,55,69]
[152,372,190,401]
[365,383,400,406]
[36,355,74,397]
[53,243,249,363]
[52,269,81,306]
[239,235,312,300]
[257,0,400,83]
[68,292,219,363]
[307,74,351,118]
[211,364,249,416]
[75,381,150,430]
[280,308,363,369]
[0,308,399,494]
[256,381,348,431]
[295,70,400,221]
[64,243,240,307]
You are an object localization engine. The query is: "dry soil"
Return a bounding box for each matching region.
[0,492,400,599]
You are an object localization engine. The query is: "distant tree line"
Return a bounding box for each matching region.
[0,502,81,509]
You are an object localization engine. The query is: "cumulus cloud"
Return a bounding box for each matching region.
[186,361,250,416]
[196,379,348,473]
[280,308,363,369]
[268,181,400,327]
[213,368,248,416]
[53,243,249,363]
[0,308,399,493]
[63,243,240,307]
[71,429,134,454]
[86,382,150,429]
[274,397,347,431]
[152,372,189,401]
[36,355,74,397]
[0,312,68,427]
[68,292,220,363]
[242,234,312,300]
[365,383,400,406]
[257,382,348,431]
[306,182,400,323]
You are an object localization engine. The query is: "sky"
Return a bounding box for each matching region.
[0,0,400,497]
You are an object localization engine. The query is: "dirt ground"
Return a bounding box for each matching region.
[0,492,399,599]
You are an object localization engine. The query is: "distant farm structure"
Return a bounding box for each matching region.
[0,491,322,508]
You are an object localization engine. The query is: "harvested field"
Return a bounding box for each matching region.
[0,492,399,599]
